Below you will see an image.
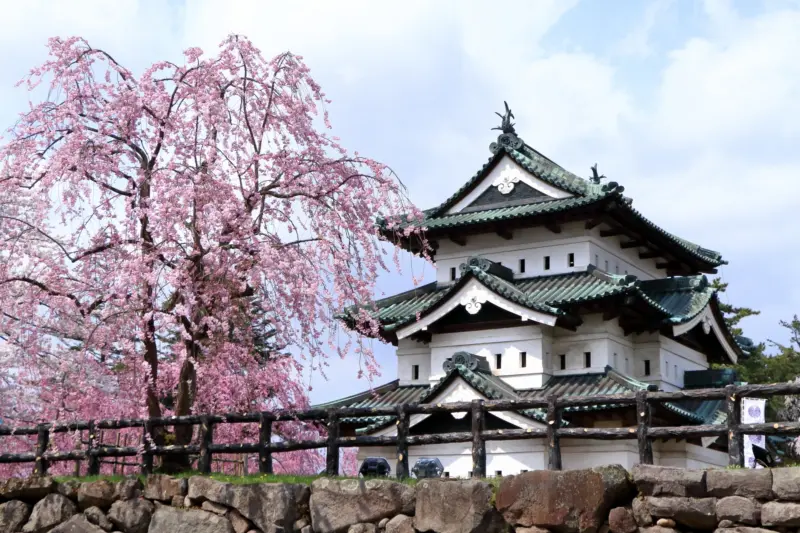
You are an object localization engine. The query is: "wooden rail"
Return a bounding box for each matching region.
[2,382,800,478]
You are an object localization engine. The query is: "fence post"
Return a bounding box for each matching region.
[34,424,49,476]
[259,412,273,474]
[87,421,100,476]
[395,405,410,479]
[547,395,562,470]
[198,416,214,474]
[726,385,743,467]
[636,390,653,464]
[326,410,340,476]
[471,399,486,479]
[141,420,154,475]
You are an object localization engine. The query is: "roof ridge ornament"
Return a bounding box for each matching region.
[589,163,606,184]
[490,101,523,154]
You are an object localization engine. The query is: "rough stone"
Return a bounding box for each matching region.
[77,480,117,510]
[113,479,141,502]
[84,507,113,531]
[637,527,679,533]
[50,515,107,533]
[309,478,415,533]
[227,509,252,533]
[496,465,633,533]
[655,519,675,528]
[56,481,81,502]
[294,517,310,531]
[0,500,32,532]
[772,468,800,501]
[142,475,186,502]
[717,496,760,525]
[301,527,312,533]
[707,469,773,499]
[631,465,706,498]
[385,514,414,533]
[184,496,194,508]
[762,502,800,527]
[23,493,77,533]
[609,507,637,533]
[107,498,154,533]
[516,528,553,533]
[0,477,55,502]
[718,520,735,528]
[348,525,377,533]
[202,501,230,515]
[189,476,308,533]
[645,497,717,530]
[631,498,652,527]
[171,495,185,508]
[378,517,389,529]
[147,506,234,533]
[414,479,504,533]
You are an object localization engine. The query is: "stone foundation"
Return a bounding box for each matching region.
[2,465,800,533]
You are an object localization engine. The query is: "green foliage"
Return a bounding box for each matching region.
[712,279,800,420]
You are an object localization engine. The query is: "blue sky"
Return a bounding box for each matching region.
[1,0,799,404]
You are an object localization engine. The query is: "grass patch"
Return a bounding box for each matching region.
[53,471,421,486]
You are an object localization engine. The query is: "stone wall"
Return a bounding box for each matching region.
[2,465,800,533]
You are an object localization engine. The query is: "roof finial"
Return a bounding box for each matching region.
[492,101,516,134]
[589,163,606,184]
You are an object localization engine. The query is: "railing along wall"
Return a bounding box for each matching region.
[3,382,800,478]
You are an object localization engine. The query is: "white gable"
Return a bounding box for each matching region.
[395,277,558,340]
[445,155,573,214]
[672,305,738,364]
[372,375,545,436]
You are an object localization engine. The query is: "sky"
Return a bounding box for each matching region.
[1,0,798,405]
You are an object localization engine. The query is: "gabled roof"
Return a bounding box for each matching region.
[379,130,725,271]
[318,365,726,434]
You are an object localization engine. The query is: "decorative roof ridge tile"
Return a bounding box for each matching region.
[468,266,566,316]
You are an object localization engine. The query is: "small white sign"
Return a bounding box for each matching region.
[742,398,766,469]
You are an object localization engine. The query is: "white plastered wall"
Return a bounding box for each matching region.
[551,314,634,376]
[434,222,666,285]
[428,326,552,388]
[355,438,727,478]
[397,338,432,386]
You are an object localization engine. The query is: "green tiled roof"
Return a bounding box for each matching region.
[352,265,718,336]
[382,134,724,268]
[321,364,725,434]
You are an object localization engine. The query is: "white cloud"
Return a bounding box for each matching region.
[614,0,674,58]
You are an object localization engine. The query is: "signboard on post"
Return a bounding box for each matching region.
[742,398,766,468]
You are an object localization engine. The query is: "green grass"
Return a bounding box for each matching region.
[53,471,421,486]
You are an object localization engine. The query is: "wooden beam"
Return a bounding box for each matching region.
[600,227,625,237]
[656,261,680,270]
[639,251,661,259]
[449,234,467,246]
[544,222,562,234]
[496,228,513,240]
[620,240,644,249]
[585,219,603,230]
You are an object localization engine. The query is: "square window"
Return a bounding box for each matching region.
[412,365,420,380]
[520,351,527,368]
[644,360,651,376]
[559,354,566,370]
[615,264,619,274]
[495,470,503,477]
[595,253,599,265]
[519,258,526,273]
[568,253,575,267]
[544,256,551,270]
[495,353,502,370]
[584,352,591,368]
[444,472,450,478]
[450,267,456,281]
[604,260,609,271]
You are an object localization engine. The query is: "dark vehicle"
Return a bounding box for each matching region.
[359,457,391,477]
[412,457,444,479]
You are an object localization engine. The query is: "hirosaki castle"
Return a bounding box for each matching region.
[322,106,753,477]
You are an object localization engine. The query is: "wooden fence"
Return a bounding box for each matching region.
[3,382,800,478]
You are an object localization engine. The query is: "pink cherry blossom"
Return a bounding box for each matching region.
[0,34,426,476]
